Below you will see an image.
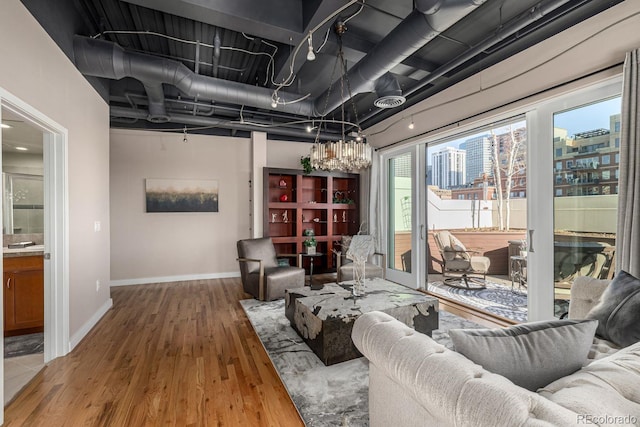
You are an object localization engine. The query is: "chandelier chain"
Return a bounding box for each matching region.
[309,22,372,172]
[313,40,341,144]
[338,34,361,133]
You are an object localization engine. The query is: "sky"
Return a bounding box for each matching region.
[553,96,621,136]
[426,96,622,165]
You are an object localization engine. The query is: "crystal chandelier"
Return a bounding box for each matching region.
[309,22,371,172]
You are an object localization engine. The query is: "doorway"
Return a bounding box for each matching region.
[0,93,69,415]
[1,108,45,404]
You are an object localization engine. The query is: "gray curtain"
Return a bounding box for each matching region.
[616,48,640,277]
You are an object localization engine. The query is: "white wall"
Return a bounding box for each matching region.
[110,130,312,283]
[2,152,44,175]
[266,140,311,168]
[0,0,111,347]
[427,188,493,230]
[109,129,252,282]
[368,0,640,149]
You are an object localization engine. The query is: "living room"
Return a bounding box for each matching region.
[1,0,640,425]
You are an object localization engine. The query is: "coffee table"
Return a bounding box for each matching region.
[284,278,439,365]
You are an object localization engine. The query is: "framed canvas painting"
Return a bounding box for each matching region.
[145,178,219,213]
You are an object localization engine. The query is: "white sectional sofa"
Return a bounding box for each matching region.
[352,276,640,427]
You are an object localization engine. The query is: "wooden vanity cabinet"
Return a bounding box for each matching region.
[3,255,44,335]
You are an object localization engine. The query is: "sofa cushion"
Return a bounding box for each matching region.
[538,342,640,423]
[586,270,640,348]
[449,319,598,391]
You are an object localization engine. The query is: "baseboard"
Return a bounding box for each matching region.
[69,298,113,352]
[109,272,241,287]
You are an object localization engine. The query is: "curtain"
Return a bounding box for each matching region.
[368,151,383,252]
[616,48,640,277]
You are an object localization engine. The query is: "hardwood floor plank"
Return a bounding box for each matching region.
[3,279,304,427]
[5,274,504,426]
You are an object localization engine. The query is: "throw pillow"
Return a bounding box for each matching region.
[585,270,640,348]
[449,319,598,391]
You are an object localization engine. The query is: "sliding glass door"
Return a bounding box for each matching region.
[383,147,423,288]
[528,77,621,320]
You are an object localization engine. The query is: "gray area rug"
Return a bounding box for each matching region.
[428,280,528,322]
[240,298,482,426]
[4,333,44,358]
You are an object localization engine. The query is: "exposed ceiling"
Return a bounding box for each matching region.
[22,0,624,142]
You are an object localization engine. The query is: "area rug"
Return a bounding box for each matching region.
[427,280,528,322]
[4,332,44,358]
[240,298,482,426]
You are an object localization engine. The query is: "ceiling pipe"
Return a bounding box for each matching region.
[142,83,170,122]
[359,0,575,125]
[74,35,317,117]
[405,0,574,98]
[109,106,342,141]
[312,0,486,115]
[74,0,485,124]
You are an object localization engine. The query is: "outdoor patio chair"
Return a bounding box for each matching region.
[433,230,490,290]
[237,237,305,301]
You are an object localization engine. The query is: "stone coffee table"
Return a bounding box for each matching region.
[284,278,439,365]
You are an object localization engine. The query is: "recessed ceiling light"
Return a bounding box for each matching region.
[1,123,11,129]
[15,147,28,151]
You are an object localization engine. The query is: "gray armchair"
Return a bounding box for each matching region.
[237,237,305,301]
[335,235,385,283]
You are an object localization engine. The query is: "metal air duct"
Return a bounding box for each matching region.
[74,0,486,124]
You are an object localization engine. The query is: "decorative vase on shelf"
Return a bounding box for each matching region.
[303,229,316,254]
[279,194,288,202]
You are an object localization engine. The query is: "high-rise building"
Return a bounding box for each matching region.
[431,146,466,189]
[463,134,493,184]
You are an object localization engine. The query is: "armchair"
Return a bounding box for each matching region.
[335,235,385,283]
[433,230,490,289]
[236,237,305,301]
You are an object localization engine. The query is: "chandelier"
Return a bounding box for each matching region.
[309,22,371,172]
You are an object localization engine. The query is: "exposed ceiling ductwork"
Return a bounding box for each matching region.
[73,0,486,128]
[24,0,617,140]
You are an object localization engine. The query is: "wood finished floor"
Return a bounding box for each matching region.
[4,276,505,426]
[4,279,304,427]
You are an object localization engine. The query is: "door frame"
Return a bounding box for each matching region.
[381,145,424,288]
[0,89,69,416]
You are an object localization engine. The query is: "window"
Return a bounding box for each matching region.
[615,153,619,163]
[566,160,574,169]
[552,94,620,318]
[556,148,563,157]
[614,121,621,132]
[615,138,620,148]
[556,161,562,171]
[615,169,619,179]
